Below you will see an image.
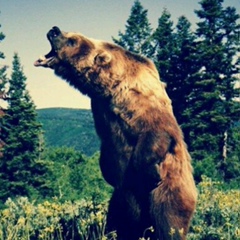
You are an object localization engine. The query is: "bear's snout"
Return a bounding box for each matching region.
[47,26,61,41]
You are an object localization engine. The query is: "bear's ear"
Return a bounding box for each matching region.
[94,51,112,66]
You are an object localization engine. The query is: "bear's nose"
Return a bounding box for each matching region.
[47,26,61,40]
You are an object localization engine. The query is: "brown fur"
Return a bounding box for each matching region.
[35,27,197,240]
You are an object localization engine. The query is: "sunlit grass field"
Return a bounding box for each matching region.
[0,177,239,240]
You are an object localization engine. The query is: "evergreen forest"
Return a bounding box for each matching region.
[0,0,239,239]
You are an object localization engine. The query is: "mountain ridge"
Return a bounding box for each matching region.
[37,108,100,156]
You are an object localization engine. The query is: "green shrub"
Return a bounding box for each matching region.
[188,176,240,240]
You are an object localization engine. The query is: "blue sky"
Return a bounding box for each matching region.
[1,0,239,109]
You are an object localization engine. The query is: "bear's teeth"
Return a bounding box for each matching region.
[39,55,46,61]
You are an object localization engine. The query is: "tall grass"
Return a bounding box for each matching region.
[0,177,239,240]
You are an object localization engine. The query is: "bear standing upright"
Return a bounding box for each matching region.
[34,26,197,240]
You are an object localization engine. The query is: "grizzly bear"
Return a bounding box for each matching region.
[34,26,197,240]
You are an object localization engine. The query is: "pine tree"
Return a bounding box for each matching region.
[165,16,199,127]
[0,53,52,203]
[0,20,7,157]
[0,21,5,65]
[112,0,154,57]
[183,0,240,180]
[153,9,175,83]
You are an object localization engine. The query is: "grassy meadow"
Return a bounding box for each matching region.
[0,177,239,240]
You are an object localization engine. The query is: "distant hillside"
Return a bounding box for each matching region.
[37,108,100,156]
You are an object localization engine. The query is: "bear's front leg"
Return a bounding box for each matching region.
[130,131,173,192]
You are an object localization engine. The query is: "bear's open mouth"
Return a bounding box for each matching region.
[34,48,57,67]
[34,26,62,67]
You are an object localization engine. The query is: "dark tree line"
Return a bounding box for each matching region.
[113,0,240,182]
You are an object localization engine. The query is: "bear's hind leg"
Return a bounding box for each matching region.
[106,188,152,240]
[150,186,196,240]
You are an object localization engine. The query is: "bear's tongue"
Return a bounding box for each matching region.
[34,48,56,67]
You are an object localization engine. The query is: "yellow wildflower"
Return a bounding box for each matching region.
[169,227,176,236]
[17,216,25,225]
[178,228,184,236]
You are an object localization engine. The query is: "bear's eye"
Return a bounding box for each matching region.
[67,38,77,47]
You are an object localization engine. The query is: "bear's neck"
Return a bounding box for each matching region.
[54,63,113,98]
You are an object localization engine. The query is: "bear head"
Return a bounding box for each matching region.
[34,26,119,96]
